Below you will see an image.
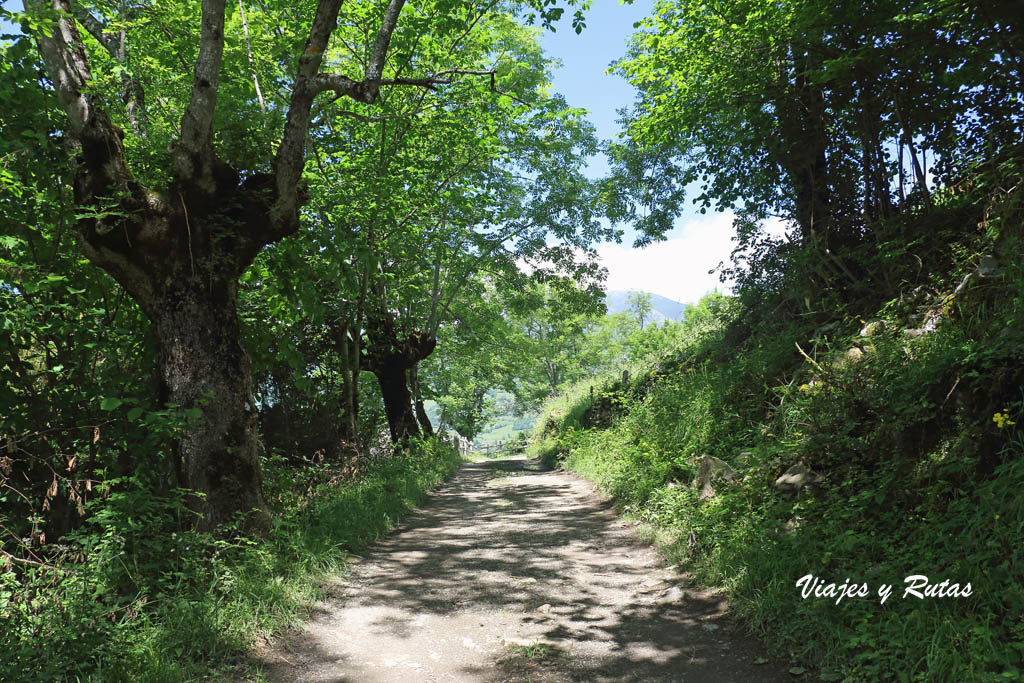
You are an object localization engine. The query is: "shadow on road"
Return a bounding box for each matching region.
[257,459,788,682]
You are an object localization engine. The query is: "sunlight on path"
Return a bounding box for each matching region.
[257,459,788,682]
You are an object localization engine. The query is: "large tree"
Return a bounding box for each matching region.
[23,0,588,530]
[290,14,607,444]
[613,0,1024,280]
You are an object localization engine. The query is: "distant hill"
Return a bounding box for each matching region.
[605,290,687,323]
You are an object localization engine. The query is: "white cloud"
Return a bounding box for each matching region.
[596,213,790,304]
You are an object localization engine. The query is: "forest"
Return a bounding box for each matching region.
[1,0,1022,680]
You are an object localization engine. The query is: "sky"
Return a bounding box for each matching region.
[538,1,788,305]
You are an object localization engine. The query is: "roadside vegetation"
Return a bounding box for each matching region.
[1,0,594,679]
[1,439,460,680]
[529,0,1024,677]
[531,175,1024,682]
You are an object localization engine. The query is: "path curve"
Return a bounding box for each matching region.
[258,459,790,682]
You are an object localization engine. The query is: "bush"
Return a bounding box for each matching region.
[0,437,461,681]
[538,250,1024,680]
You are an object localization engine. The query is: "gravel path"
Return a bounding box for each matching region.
[258,458,790,682]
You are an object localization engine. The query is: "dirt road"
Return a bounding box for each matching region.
[259,459,790,682]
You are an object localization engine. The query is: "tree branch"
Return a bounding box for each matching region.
[71,5,117,53]
[365,0,407,88]
[27,0,99,136]
[272,0,407,238]
[238,0,267,121]
[71,6,148,135]
[328,108,422,123]
[26,0,169,297]
[172,0,228,185]
[377,69,530,105]
[271,0,346,234]
[1,548,71,573]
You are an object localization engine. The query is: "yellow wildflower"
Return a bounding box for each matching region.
[993,410,1016,429]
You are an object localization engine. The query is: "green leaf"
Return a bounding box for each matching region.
[100,397,123,411]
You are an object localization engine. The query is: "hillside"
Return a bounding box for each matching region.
[426,392,537,445]
[531,211,1024,680]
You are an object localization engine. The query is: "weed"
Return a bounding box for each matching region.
[0,438,462,681]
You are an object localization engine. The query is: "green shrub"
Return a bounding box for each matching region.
[541,256,1024,681]
[0,438,461,681]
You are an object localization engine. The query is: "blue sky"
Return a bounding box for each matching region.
[537,0,653,177]
[535,1,781,304]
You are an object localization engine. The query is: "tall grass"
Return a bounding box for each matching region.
[535,256,1024,680]
[0,438,462,681]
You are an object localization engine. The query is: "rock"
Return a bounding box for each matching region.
[661,586,686,603]
[950,257,1001,300]
[774,463,822,494]
[977,255,1001,278]
[859,320,885,337]
[695,455,739,500]
[842,346,864,363]
[904,320,939,338]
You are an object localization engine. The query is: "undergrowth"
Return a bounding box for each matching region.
[532,215,1024,679]
[0,437,461,681]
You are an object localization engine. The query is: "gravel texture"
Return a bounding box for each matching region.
[257,458,791,682]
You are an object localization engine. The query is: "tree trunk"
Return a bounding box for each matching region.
[892,88,931,208]
[373,364,420,443]
[776,47,832,250]
[414,399,434,436]
[362,309,436,445]
[409,364,434,436]
[147,280,269,532]
[334,323,360,444]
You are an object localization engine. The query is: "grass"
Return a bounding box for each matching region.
[501,642,557,661]
[0,437,462,681]
[533,253,1024,681]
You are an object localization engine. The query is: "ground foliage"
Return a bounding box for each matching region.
[530,0,1024,677]
[0,437,460,680]
[533,183,1024,679]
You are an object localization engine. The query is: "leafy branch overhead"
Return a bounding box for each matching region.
[18,0,604,529]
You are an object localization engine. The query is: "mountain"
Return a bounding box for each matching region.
[604,290,687,323]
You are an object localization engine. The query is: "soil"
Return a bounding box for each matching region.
[256,458,792,682]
